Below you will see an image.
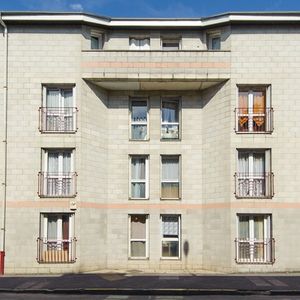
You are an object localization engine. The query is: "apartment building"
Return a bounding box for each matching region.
[0,11,299,274]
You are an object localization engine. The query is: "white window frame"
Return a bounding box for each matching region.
[160,215,181,259]
[90,29,104,49]
[236,86,271,132]
[129,155,149,199]
[128,214,149,259]
[42,148,75,197]
[129,37,150,50]
[161,97,181,140]
[161,38,181,50]
[236,214,272,263]
[42,85,76,132]
[129,98,149,141]
[160,155,181,200]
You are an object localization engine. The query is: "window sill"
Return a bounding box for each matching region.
[129,198,149,201]
[129,139,150,142]
[128,257,149,260]
[160,257,181,260]
[160,198,181,201]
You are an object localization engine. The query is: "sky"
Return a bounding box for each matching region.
[1,0,300,18]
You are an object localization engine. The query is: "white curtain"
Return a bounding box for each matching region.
[131,158,145,180]
[238,216,249,239]
[46,89,59,108]
[254,216,264,240]
[238,152,249,174]
[131,216,146,239]
[162,101,178,123]
[62,89,73,108]
[253,153,265,174]
[162,157,178,181]
[63,152,71,173]
[48,152,59,173]
[47,216,58,240]
[162,216,178,236]
[141,38,150,50]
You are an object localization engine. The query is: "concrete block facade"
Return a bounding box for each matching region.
[0,12,298,274]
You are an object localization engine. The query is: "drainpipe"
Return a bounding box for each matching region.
[0,12,8,275]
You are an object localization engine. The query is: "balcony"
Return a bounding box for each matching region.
[37,238,77,263]
[235,108,273,133]
[81,50,231,90]
[39,107,78,133]
[235,172,274,199]
[38,172,77,198]
[235,238,275,264]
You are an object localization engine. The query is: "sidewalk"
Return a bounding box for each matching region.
[1,273,300,295]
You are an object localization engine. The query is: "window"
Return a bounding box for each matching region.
[37,213,76,263]
[161,38,180,50]
[161,98,180,140]
[129,215,149,259]
[236,214,274,264]
[130,155,149,199]
[40,86,77,133]
[91,36,102,49]
[207,33,221,50]
[130,98,148,140]
[236,149,273,198]
[161,155,180,199]
[236,86,272,133]
[129,38,150,50]
[39,149,76,197]
[161,215,180,259]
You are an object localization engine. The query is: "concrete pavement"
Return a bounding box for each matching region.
[1,274,300,296]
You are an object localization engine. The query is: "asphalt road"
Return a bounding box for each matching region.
[0,295,300,300]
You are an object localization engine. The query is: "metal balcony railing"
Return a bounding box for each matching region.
[39,107,78,133]
[235,238,275,264]
[235,172,274,198]
[37,238,77,263]
[38,172,77,197]
[235,108,273,133]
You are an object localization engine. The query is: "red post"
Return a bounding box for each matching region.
[0,251,5,275]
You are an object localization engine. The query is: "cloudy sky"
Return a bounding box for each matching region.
[0,0,300,18]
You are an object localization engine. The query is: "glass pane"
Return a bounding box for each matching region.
[91,36,99,49]
[46,89,59,108]
[48,152,59,173]
[238,152,249,174]
[162,241,179,257]
[253,153,265,174]
[161,183,179,199]
[131,101,147,122]
[62,89,73,108]
[131,215,146,239]
[162,216,179,237]
[238,216,249,239]
[253,91,266,112]
[47,216,58,240]
[131,125,147,140]
[131,241,146,257]
[254,216,264,240]
[162,100,179,123]
[211,37,220,50]
[131,157,146,180]
[63,151,71,173]
[161,124,179,139]
[162,157,179,181]
[131,183,145,198]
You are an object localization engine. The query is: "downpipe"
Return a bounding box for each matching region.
[0,12,8,275]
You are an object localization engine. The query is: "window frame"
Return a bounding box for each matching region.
[160,97,181,140]
[129,155,149,200]
[128,214,149,260]
[161,38,181,51]
[160,155,181,200]
[160,214,181,260]
[129,37,150,50]
[129,98,149,141]
[90,29,104,50]
[207,32,221,50]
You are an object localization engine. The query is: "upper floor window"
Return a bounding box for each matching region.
[37,213,76,263]
[161,97,180,140]
[90,29,104,49]
[236,86,273,133]
[130,155,149,199]
[161,155,180,200]
[161,38,181,50]
[129,214,149,259]
[235,214,274,264]
[235,149,273,199]
[207,32,221,50]
[38,149,77,198]
[39,86,77,133]
[130,98,148,140]
[129,38,150,50]
[161,215,181,259]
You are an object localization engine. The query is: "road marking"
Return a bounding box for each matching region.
[248,277,271,286]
